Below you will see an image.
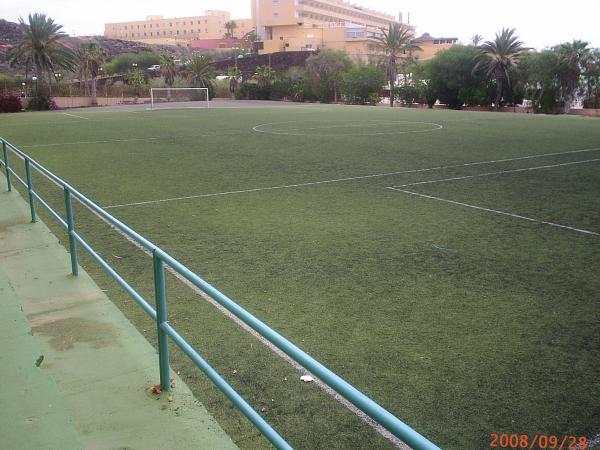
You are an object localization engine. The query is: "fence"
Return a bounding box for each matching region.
[0,136,441,450]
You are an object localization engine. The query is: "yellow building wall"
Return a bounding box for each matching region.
[105,11,245,42]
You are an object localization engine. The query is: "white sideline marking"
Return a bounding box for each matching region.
[252,120,443,136]
[62,112,89,120]
[391,158,600,188]
[103,147,600,209]
[388,188,599,237]
[21,138,159,148]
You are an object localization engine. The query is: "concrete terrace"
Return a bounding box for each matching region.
[0,179,238,450]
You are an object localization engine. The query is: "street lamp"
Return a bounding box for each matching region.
[32,76,38,96]
[21,82,26,97]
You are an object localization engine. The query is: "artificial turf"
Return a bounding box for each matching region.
[1,103,599,450]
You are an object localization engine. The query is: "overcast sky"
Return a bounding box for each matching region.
[2,0,599,50]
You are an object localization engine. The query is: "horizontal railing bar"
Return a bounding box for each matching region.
[160,322,293,450]
[0,137,158,253]
[155,250,439,450]
[31,191,68,229]
[73,232,157,321]
[7,168,27,188]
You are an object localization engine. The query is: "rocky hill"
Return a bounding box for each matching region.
[0,18,191,75]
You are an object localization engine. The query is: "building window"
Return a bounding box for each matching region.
[198,20,200,24]
[273,12,279,17]
[125,25,127,30]
[150,24,152,28]
[176,30,179,35]
[170,23,172,26]
[434,40,439,44]
[143,24,146,28]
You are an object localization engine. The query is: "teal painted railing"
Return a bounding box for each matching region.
[0,136,441,450]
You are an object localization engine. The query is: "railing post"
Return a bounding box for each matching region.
[2,141,11,192]
[153,251,170,390]
[64,188,79,276]
[24,158,36,223]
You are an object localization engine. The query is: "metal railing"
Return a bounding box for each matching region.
[0,136,441,450]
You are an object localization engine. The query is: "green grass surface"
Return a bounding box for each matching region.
[1,104,599,450]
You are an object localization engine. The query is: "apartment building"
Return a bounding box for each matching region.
[104,11,253,45]
[251,0,405,58]
[415,33,459,60]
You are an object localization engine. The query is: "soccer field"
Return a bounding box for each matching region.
[1,102,599,449]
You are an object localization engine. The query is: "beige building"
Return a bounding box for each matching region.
[252,0,406,58]
[414,33,458,60]
[104,11,254,45]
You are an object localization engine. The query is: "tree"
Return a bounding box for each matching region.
[78,42,107,105]
[254,65,276,89]
[474,28,525,110]
[341,64,385,105]
[185,55,215,97]
[224,20,238,39]
[369,23,422,107]
[425,45,492,109]
[554,40,591,112]
[227,66,242,99]
[305,49,352,102]
[7,13,76,94]
[470,34,484,46]
[513,50,561,113]
[159,54,178,101]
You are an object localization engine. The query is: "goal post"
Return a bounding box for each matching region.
[150,88,210,110]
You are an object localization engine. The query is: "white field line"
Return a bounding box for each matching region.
[6,152,409,448]
[388,188,599,237]
[391,158,600,188]
[62,112,89,120]
[21,137,159,148]
[252,120,443,136]
[104,147,600,209]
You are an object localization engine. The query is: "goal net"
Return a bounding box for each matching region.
[150,88,210,110]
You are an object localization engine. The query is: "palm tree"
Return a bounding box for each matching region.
[254,65,276,89]
[159,55,178,102]
[185,55,215,97]
[555,40,591,113]
[224,20,238,39]
[474,28,524,110]
[370,23,421,107]
[470,34,484,46]
[8,13,76,94]
[227,66,242,99]
[78,42,107,105]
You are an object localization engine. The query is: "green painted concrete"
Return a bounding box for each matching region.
[0,182,238,450]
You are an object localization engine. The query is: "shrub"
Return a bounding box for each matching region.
[0,95,22,113]
[26,95,58,111]
[269,80,291,100]
[236,82,269,100]
[341,65,385,105]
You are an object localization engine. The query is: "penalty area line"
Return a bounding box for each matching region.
[391,158,600,188]
[387,187,599,237]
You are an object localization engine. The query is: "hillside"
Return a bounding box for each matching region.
[0,18,191,75]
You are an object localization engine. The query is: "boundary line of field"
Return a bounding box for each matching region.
[390,158,600,189]
[103,147,600,209]
[21,137,160,148]
[387,188,599,236]
[62,112,89,120]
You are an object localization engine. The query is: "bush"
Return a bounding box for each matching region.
[26,95,58,111]
[212,79,229,98]
[0,95,22,113]
[269,80,291,100]
[236,82,269,100]
[341,65,385,105]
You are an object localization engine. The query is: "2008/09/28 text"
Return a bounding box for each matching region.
[490,433,588,449]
